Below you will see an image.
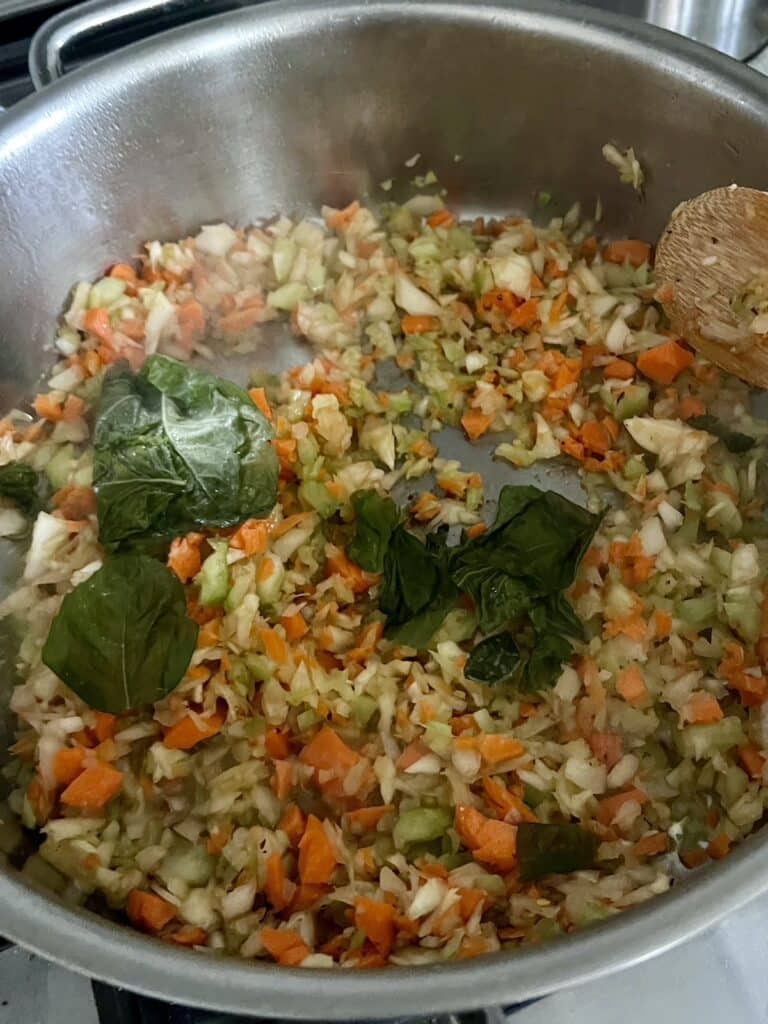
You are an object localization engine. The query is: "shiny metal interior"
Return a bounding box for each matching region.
[1,0,768,1016]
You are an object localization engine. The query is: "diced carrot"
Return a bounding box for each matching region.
[60,762,123,811]
[548,290,570,325]
[682,691,723,725]
[298,814,338,884]
[325,200,360,230]
[260,928,311,966]
[401,315,440,335]
[738,745,766,780]
[272,760,294,800]
[396,740,430,771]
[680,848,709,869]
[26,775,54,825]
[167,926,208,947]
[482,776,537,823]
[260,626,288,665]
[343,805,394,835]
[33,393,84,422]
[460,408,493,441]
[589,732,623,769]
[603,240,652,268]
[52,746,86,786]
[163,712,224,750]
[580,420,611,455]
[280,612,308,641]
[265,853,293,912]
[466,522,487,540]
[616,665,649,706]
[126,890,177,933]
[632,832,669,858]
[354,897,396,956]
[52,485,96,521]
[508,298,539,330]
[166,532,204,583]
[219,305,263,334]
[476,735,525,766]
[653,609,672,639]
[84,307,114,345]
[678,395,706,421]
[603,359,635,381]
[108,263,138,284]
[248,386,273,421]
[707,834,731,860]
[637,339,694,386]
[278,803,306,846]
[205,823,233,855]
[596,787,648,826]
[273,438,298,469]
[265,727,291,759]
[427,209,455,229]
[300,725,359,774]
[290,883,328,912]
[458,887,487,920]
[325,549,378,594]
[455,805,518,872]
[94,712,117,744]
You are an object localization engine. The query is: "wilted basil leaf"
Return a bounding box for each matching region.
[688,414,756,454]
[42,554,198,713]
[523,632,574,693]
[381,527,458,647]
[94,355,278,546]
[452,565,532,634]
[517,822,599,881]
[349,489,401,573]
[465,633,523,685]
[0,462,44,516]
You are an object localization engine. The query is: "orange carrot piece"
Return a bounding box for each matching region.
[707,834,731,860]
[265,852,292,912]
[300,725,359,773]
[616,666,649,706]
[603,239,652,268]
[260,626,288,665]
[637,339,694,385]
[458,887,487,920]
[108,263,138,284]
[163,712,224,750]
[52,746,86,786]
[94,712,117,743]
[596,788,648,826]
[603,359,635,380]
[589,732,623,769]
[454,805,518,872]
[653,609,672,639]
[33,393,84,423]
[278,803,306,846]
[229,519,269,556]
[83,307,114,345]
[325,549,378,594]
[426,209,456,229]
[218,306,263,334]
[396,740,430,771]
[580,420,612,455]
[401,315,440,335]
[167,533,204,582]
[738,745,766,779]
[272,759,294,799]
[280,612,308,641]
[60,762,123,811]
[298,814,338,884]
[482,776,537,823]
[343,805,394,835]
[265,727,291,760]
[52,485,96,521]
[508,298,539,330]
[476,735,525,766]
[290,883,328,912]
[273,438,298,469]
[126,890,177,933]
[460,408,493,441]
[168,926,208,947]
[678,395,706,420]
[260,928,311,966]
[354,897,396,956]
[682,691,723,725]
[248,386,274,421]
[632,832,669,858]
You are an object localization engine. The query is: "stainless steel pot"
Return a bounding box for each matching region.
[1,0,768,1016]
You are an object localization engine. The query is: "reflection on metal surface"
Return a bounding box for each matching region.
[575,0,768,58]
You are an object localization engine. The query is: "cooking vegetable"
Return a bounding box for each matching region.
[465,633,522,686]
[93,355,278,546]
[688,414,756,453]
[0,462,44,516]
[42,554,198,712]
[380,527,458,647]
[517,823,599,881]
[348,489,401,573]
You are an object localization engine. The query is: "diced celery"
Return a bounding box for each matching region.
[88,277,126,308]
[523,784,548,808]
[242,715,266,738]
[44,444,75,490]
[297,435,319,467]
[267,282,309,311]
[158,841,214,887]
[350,694,379,728]
[198,541,229,607]
[254,553,284,605]
[616,384,650,421]
[245,654,272,681]
[473,264,494,297]
[676,512,700,544]
[228,657,253,695]
[297,708,320,732]
[299,479,340,518]
[272,237,297,282]
[387,391,413,415]
[388,207,415,235]
[225,562,256,613]
[677,717,745,760]
[725,592,761,642]
[423,721,452,756]
[393,807,451,848]
[717,764,749,806]
[622,455,646,482]
[677,593,717,630]
[684,481,703,512]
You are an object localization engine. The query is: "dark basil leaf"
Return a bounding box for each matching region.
[688,415,756,454]
[0,462,43,516]
[530,593,586,642]
[348,489,401,573]
[517,822,599,881]
[381,526,458,647]
[465,633,523,685]
[94,356,278,546]
[452,565,532,634]
[42,554,198,713]
[523,632,573,693]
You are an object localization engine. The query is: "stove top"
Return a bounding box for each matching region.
[1,1,768,1021]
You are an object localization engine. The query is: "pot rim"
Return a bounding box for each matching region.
[2,0,768,1016]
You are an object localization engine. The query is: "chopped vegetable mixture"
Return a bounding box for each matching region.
[1,191,767,968]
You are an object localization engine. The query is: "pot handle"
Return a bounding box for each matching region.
[29,0,243,90]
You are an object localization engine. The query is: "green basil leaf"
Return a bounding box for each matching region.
[0,462,44,516]
[349,489,401,573]
[523,632,573,693]
[381,526,458,647]
[465,633,523,685]
[94,355,278,546]
[530,593,586,642]
[452,565,532,634]
[517,822,599,881]
[42,554,198,713]
[688,415,756,454]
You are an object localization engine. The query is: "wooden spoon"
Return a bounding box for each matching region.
[655,185,768,388]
